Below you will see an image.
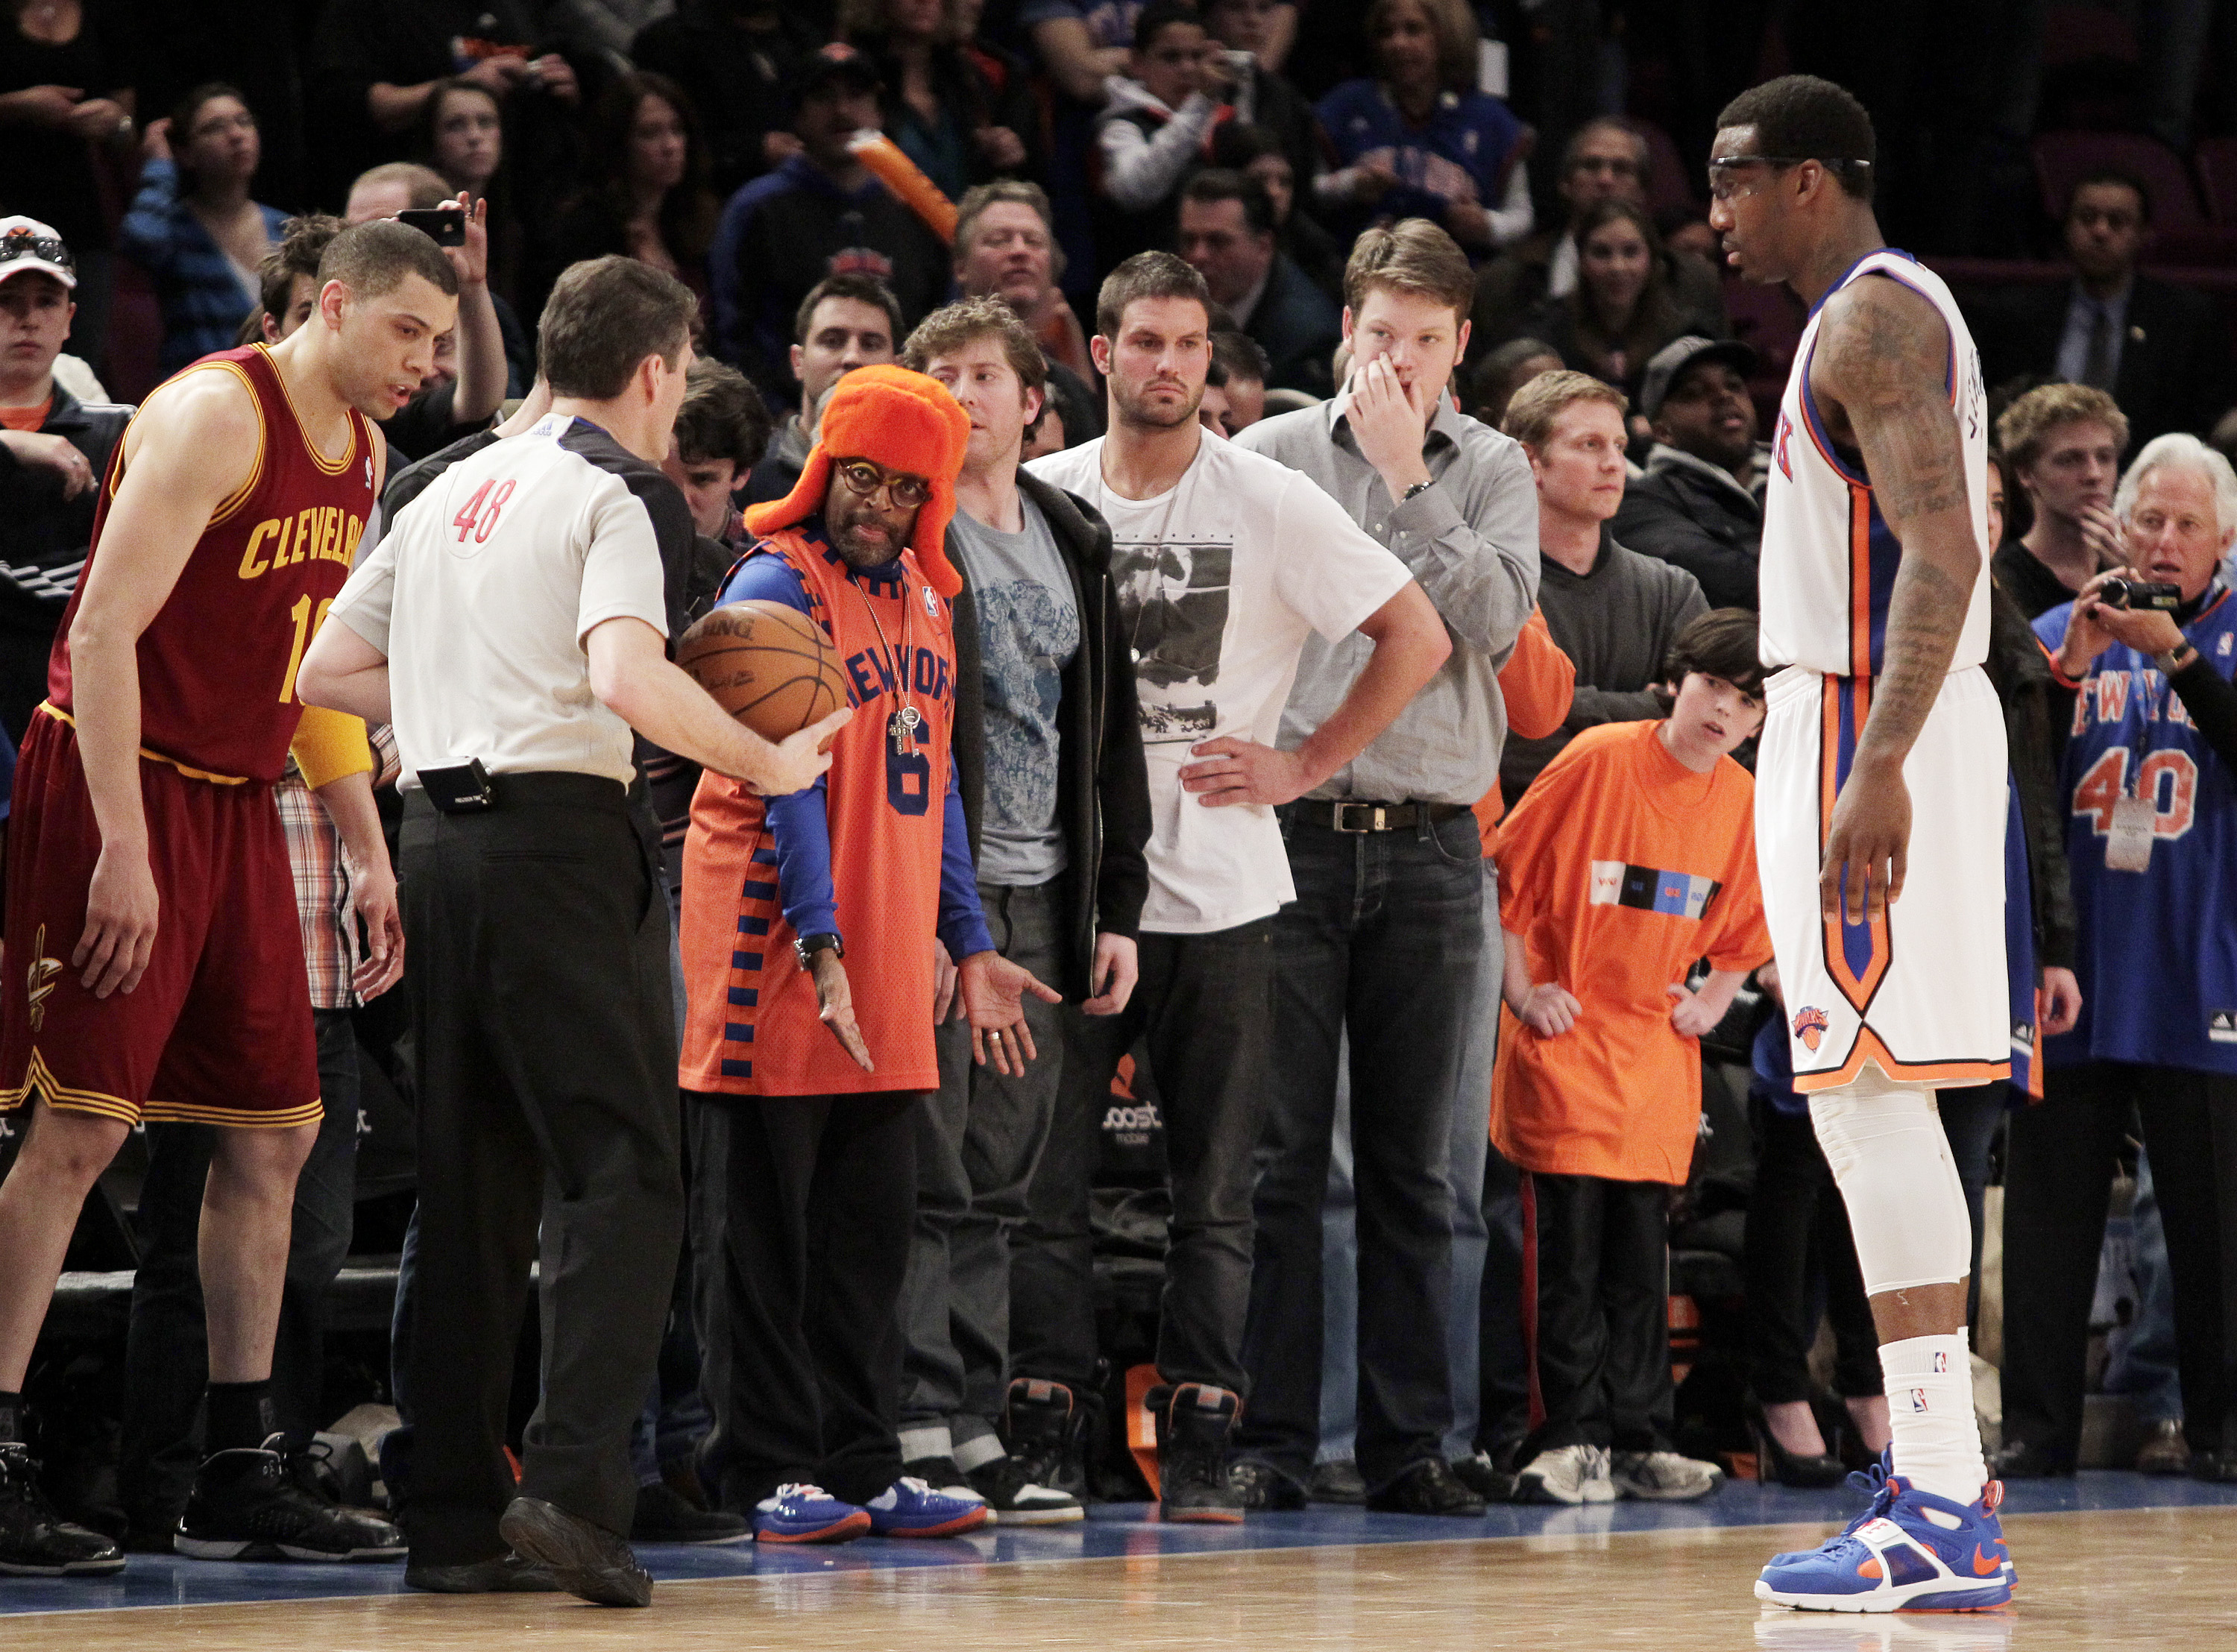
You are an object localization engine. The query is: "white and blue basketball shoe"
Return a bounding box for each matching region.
[1756,1453,2014,1612]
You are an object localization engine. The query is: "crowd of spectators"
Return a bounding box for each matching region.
[1,0,2236,1566]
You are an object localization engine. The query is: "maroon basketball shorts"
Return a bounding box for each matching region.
[0,707,321,1129]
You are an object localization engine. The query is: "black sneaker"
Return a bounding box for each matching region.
[1308,1458,1367,1504]
[1986,1438,2073,1480]
[1146,1383,1244,1524]
[1364,1456,1487,1516]
[966,1453,1084,1525]
[1226,1457,1307,1510]
[0,1442,124,1575]
[175,1436,405,1560]
[1448,1450,1516,1504]
[498,1495,652,1607]
[629,1481,751,1545]
[1003,1379,1088,1504]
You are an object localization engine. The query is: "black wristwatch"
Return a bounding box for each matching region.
[795,932,844,968]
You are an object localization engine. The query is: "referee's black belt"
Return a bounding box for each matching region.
[404,771,635,816]
[1287,799,1471,833]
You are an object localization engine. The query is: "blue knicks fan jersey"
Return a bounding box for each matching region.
[2034,584,2237,1073]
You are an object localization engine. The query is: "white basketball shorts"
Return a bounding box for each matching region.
[1756,663,2010,1093]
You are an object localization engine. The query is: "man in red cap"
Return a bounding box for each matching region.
[680,363,1060,1542]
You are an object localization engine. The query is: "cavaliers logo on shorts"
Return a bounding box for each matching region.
[24,927,60,1034]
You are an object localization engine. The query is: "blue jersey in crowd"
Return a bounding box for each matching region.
[2035,579,2237,1075]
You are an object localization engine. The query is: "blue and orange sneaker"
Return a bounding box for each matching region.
[752,1484,871,1544]
[1755,1463,2014,1613]
[865,1476,989,1538]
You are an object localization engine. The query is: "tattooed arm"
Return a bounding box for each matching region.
[1809,275,1981,922]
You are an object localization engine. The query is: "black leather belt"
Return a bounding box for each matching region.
[1299,800,1470,833]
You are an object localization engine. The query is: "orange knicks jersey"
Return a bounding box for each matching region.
[681,523,962,1097]
[47,344,375,783]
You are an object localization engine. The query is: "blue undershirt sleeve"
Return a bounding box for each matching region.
[937,754,995,962]
[765,778,838,942]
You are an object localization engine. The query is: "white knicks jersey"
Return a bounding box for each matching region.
[1760,250,1991,679]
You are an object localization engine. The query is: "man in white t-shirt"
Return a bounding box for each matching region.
[1021,252,1450,1521]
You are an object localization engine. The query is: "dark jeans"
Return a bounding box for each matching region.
[1743,1097,1881,1406]
[118,1007,361,1528]
[1012,920,1275,1395]
[1236,807,1482,1490]
[1476,1141,1532,1463]
[1522,1171,1674,1455]
[689,1089,917,1510]
[900,881,1066,1452]
[397,782,683,1566]
[2001,1061,2237,1459]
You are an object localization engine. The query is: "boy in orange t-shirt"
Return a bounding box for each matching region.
[1493,609,1772,1506]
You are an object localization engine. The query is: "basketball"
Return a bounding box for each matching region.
[676,599,848,743]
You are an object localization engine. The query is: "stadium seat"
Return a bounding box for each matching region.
[1625,115,1702,233]
[2193,136,2237,225]
[2031,130,2237,263]
[2039,1,2140,69]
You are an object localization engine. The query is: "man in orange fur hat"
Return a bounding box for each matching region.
[679,363,1061,1543]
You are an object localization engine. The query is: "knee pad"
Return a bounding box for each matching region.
[1808,1085,1971,1296]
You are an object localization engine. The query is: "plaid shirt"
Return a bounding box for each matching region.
[277,725,398,1010]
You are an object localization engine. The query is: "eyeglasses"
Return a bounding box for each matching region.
[0,231,72,274]
[834,459,932,511]
[1706,154,1871,202]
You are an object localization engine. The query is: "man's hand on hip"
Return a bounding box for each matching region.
[1178,737,1315,807]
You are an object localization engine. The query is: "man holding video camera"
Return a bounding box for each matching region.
[1998,432,2237,1483]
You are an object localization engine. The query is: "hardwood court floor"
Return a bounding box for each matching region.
[5,1495,2233,1652]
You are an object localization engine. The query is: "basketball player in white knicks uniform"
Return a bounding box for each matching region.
[1708,76,2016,1613]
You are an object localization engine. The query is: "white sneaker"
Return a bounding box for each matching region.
[1612,1448,1722,1501]
[1514,1443,1617,1504]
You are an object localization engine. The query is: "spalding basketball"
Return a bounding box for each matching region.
[676,599,848,744]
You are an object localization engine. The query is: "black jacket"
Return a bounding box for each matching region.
[1983,579,2077,973]
[0,384,132,743]
[948,473,1150,995]
[1977,274,2233,453]
[1611,444,1766,611]
[1242,252,1343,400]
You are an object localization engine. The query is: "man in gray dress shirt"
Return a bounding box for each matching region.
[1228,221,1539,1514]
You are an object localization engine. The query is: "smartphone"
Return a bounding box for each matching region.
[397,206,466,248]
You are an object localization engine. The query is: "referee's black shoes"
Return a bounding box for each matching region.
[0,1440,125,1574]
[175,1436,406,1560]
[499,1494,654,1607]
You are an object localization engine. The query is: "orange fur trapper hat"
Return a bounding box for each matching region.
[743,364,972,597]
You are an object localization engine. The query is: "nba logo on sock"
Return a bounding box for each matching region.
[1933,1351,1948,1373]
[1910,1387,1930,1413]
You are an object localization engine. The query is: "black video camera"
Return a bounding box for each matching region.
[2100,577,2183,611]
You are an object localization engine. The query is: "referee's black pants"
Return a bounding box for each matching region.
[2001,1061,2237,1463]
[397,777,683,1566]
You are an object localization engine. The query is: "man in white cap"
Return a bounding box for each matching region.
[0,218,130,744]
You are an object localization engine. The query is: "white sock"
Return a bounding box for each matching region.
[897,1424,953,1466]
[1881,1331,1986,1516]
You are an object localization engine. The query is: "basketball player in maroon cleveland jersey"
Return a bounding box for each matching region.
[0,221,458,1574]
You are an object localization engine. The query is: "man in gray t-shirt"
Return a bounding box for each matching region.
[951,505,1080,885]
[895,297,1151,1523]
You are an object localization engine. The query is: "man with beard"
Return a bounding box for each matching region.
[1021,252,1449,1520]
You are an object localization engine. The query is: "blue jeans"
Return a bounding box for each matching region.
[2106,1146,2184,1424]
[1236,807,1483,1490]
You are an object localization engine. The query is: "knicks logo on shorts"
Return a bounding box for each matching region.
[24,924,60,1034]
[1793,1005,1830,1052]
